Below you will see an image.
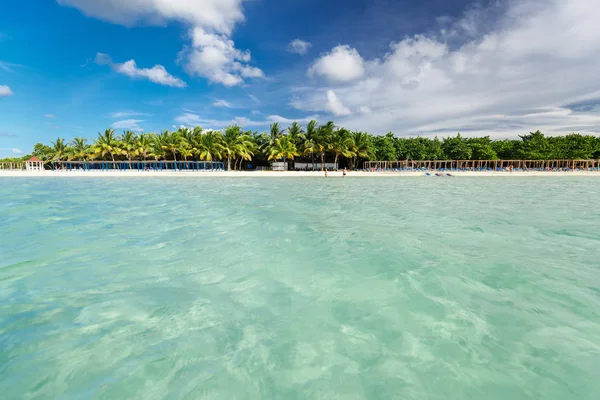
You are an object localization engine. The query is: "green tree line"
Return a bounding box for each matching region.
[3,122,600,169]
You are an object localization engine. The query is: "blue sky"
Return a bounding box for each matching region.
[1,0,600,157]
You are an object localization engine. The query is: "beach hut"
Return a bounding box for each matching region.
[25,156,44,171]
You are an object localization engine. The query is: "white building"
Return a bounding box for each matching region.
[25,156,44,171]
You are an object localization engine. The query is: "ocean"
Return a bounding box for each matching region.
[1,177,599,399]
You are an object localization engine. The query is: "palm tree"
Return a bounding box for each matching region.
[121,130,139,167]
[68,137,89,161]
[350,131,371,170]
[235,131,256,170]
[49,138,69,166]
[197,130,224,161]
[287,122,305,146]
[268,135,299,168]
[180,147,194,162]
[223,125,243,170]
[93,129,121,161]
[151,134,167,161]
[303,120,319,170]
[250,130,270,167]
[159,130,180,161]
[135,133,154,161]
[317,121,335,170]
[179,127,197,160]
[330,128,354,169]
[269,122,283,140]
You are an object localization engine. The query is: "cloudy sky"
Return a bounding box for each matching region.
[1,0,599,156]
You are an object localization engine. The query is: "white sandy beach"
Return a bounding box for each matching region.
[1,170,600,177]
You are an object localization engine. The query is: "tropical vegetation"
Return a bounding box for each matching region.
[3,123,600,169]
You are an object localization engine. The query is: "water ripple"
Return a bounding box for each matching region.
[1,177,599,399]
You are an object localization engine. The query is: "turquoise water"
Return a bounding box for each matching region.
[1,177,600,399]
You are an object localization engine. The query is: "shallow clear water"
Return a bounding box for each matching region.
[1,177,600,399]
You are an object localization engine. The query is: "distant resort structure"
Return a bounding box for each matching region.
[49,160,225,172]
[363,159,600,171]
[2,124,600,173]
[2,158,600,172]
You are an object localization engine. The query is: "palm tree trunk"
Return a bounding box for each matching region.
[320,153,325,171]
[334,153,339,170]
[227,157,232,171]
[172,151,177,162]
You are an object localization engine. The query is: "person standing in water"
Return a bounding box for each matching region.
[324,169,328,177]
[342,168,347,177]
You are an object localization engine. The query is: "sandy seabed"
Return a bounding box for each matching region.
[1,170,600,178]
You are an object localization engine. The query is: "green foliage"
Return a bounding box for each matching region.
[49,138,69,161]
[93,129,120,161]
[69,137,90,161]
[20,123,600,171]
[267,135,299,165]
[0,155,30,163]
[518,130,550,159]
[443,133,472,160]
[491,139,518,159]
[374,133,397,161]
[32,143,53,160]
[468,137,498,160]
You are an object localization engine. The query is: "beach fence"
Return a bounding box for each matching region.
[0,162,25,170]
[271,162,288,171]
[294,162,338,171]
[363,159,600,171]
[50,160,225,172]
[269,162,339,171]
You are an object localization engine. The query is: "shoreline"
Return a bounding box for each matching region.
[2,170,600,177]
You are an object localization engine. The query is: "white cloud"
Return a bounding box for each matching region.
[308,45,365,83]
[174,113,204,126]
[95,53,187,87]
[116,59,187,87]
[57,0,245,34]
[212,99,233,108]
[266,114,320,124]
[110,111,150,118]
[111,119,144,132]
[94,52,112,65]
[326,90,351,116]
[60,1,261,87]
[96,53,186,87]
[0,61,22,73]
[248,94,260,104]
[251,110,261,115]
[174,112,319,128]
[293,0,600,137]
[288,39,312,55]
[175,113,258,128]
[12,148,22,154]
[181,27,263,86]
[0,85,14,96]
[44,114,55,118]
